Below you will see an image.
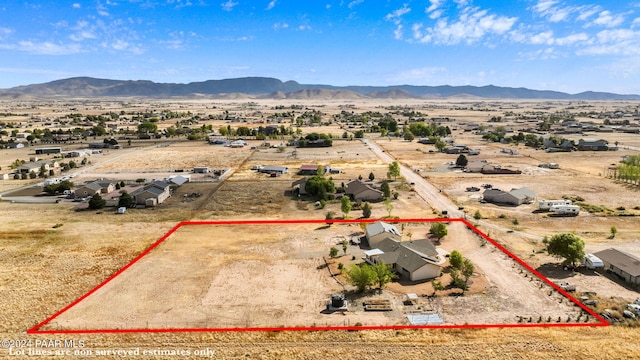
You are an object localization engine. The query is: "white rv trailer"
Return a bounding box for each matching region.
[549,204,580,216]
[538,199,572,211]
[583,254,604,269]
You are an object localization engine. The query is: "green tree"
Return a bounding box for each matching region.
[305,175,335,200]
[387,161,400,180]
[362,202,372,218]
[354,130,364,138]
[118,191,134,208]
[449,250,463,269]
[474,210,482,220]
[368,172,375,181]
[329,247,339,258]
[431,279,444,295]
[341,195,352,218]
[455,154,468,167]
[325,211,336,224]
[546,233,585,267]
[403,128,415,141]
[380,182,391,199]
[429,222,448,242]
[372,261,397,289]
[610,226,618,239]
[461,258,475,287]
[29,171,37,179]
[434,140,447,152]
[342,240,348,255]
[88,193,106,210]
[383,199,394,217]
[137,122,158,134]
[344,264,376,293]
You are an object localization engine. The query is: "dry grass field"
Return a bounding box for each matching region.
[1,98,639,358]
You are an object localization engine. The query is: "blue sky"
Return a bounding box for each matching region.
[1,0,639,93]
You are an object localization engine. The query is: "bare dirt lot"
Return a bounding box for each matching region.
[39,221,587,332]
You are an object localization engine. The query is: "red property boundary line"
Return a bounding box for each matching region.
[28,218,608,334]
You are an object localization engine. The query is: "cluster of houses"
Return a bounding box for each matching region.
[363,221,446,282]
[545,138,617,152]
[73,177,185,207]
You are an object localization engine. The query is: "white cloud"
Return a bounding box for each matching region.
[533,0,557,14]
[576,5,601,21]
[72,3,81,8]
[266,0,276,10]
[348,0,364,8]
[97,2,110,16]
[591,10,625,28]
[297,25,312,31]
[273,22,289,30]
[394,24,403,40]
[555,32,590,45]
[220,0,238,12]
[413,7,517,45]
[0,41,83,55]
[530,31,554,45]
[518,47,561,60]
[385,3,411,25]
[426,0,443,14]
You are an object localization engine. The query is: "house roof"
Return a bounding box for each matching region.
[366,221,401,238]
[131,184,165,197]
[376,238,439,262]
[346,179,382,197]
[77,182,102,192]
[299,164,318,171]
[593,248,640,277]
[291,177,307,187]
[509,187,536,200]
[372,238,441,273]
[150,180,171,190]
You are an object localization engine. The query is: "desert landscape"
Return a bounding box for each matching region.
[1,96,639,358]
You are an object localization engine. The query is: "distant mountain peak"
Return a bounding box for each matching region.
[1,76,638,100]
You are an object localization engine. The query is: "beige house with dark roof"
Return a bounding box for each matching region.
[365,237,444,282]
[345,179,384,202]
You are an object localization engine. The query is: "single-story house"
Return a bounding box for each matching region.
[593,248,640,285]
[576,138,610,151]
[345,179,384,202]
[75,179,116,197]
[464,159,488,173]
[18,160,60,174]
[130,180,171,206]
[365,221,402,247]
[364,238,443,282]
[482,187,536,206]
[299,164,320,175]
[8,142,25,149]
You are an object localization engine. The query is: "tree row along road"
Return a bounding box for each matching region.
[362,138,542,242]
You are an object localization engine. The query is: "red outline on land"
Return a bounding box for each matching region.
[28,218,609,334]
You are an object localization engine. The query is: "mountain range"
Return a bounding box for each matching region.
[1,76,638,100]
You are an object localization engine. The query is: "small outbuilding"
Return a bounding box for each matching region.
[365,221,401,247]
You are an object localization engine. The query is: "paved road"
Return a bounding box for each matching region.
[363,138,542,242]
